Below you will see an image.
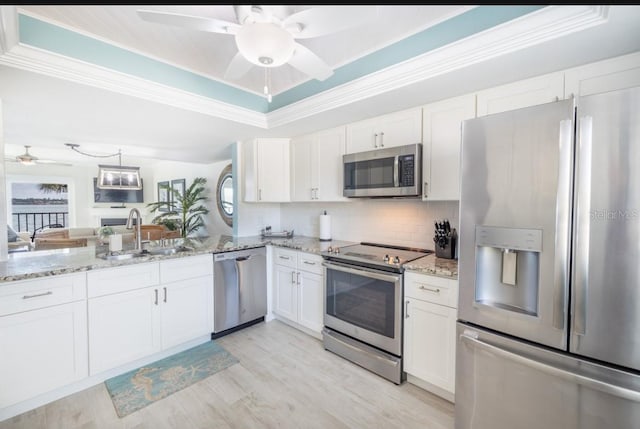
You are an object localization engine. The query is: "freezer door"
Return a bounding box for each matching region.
[458,99,574,349]
[571,87,640,371]
[455,323,640,429]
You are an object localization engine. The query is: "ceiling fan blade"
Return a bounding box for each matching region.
[283,6,378,39]
[224,52,253,80]
[289,43,334,81]
[137,9,239,35]
[36,160,73,167]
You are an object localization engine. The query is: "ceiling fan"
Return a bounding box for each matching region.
[137,5,378,100]
[6,146,72,166]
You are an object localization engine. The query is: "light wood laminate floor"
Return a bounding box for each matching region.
[0,320,454,429]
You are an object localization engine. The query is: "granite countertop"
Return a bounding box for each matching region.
[0,235,358,284]
[403,253,458,280]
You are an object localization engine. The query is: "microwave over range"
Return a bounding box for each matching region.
[343,143,422,198]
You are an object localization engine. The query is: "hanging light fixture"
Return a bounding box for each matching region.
[65,143,142,190]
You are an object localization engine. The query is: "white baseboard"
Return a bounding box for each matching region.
[406,373,455,404]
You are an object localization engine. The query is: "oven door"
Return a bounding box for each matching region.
[323,260,403,356]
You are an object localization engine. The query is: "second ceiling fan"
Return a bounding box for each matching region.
[137,6,378,98]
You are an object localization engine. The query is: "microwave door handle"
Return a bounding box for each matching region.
[394,156,399,187]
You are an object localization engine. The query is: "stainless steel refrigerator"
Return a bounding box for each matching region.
[456,86,640,428]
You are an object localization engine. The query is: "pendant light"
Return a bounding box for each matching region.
[65,143,142,190]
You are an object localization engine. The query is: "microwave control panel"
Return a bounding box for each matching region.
[399,155,415,186]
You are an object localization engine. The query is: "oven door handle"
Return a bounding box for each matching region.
[322,261,402,283]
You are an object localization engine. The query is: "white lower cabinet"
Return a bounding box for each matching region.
[403,271,458,401]
[88,286,161,374]
[0,273,88,409]
[272,247,324,336]
[87,256,214,375]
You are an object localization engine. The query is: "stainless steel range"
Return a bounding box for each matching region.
[321,242,431,384]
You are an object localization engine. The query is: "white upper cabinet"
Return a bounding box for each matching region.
[243,138,290,202]
[346,107,422,153]
[291,126,347,202]
[476,72,564,117]
[564,51,640,98]
[422,94,476,201]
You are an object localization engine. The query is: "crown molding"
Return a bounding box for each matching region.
[0,6,608,130]
[266,5,608,127]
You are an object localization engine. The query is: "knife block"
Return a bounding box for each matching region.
[435,231,456,259]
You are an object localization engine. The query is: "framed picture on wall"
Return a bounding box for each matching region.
[158,181,170,212]
[171,179,186,210]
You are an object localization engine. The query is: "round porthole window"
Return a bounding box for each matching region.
[216,164,233,227]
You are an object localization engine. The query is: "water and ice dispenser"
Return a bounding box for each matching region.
[474,226,542,316]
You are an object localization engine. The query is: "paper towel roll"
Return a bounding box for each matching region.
[109,234,122,252]
[319,213,331,241]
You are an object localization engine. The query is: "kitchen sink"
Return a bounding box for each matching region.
[146,245,193,256]
[98,251,148,261]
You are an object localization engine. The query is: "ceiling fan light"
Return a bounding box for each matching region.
[235,22,295,67]
[19,158,36,166]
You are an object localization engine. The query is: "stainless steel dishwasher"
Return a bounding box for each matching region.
[212,247,267,337]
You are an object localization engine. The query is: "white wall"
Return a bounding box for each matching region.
[0,101,7,260]
[279,200,459,250]
[152,159,233,236]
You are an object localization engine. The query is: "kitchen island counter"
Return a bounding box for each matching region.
[0,235,357,283]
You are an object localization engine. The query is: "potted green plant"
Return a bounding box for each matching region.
[147,177,209,239]
[97,226,115,245]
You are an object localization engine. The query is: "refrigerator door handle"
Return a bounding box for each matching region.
[573,115,593,336]
[460,332,640,403]
[552,118,574,330]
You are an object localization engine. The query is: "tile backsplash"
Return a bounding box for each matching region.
[279,199,459,250]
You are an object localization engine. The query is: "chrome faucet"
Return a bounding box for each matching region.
[126,208,142,251]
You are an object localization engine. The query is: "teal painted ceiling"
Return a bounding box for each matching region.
[17,6,543,113]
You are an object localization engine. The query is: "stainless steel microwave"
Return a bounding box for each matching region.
[343,143,422,197]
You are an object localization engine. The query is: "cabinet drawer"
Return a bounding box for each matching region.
[273,248,297,269]
[298,253,323,275]
[0,273,87,316]
[405,272,458,308]
[87,262,160,298]
[160,254,213,283]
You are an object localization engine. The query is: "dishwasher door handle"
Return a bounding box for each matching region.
[235,256,251,262]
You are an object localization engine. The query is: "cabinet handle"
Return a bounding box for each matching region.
[163,287,167,303]
[279,255,291,260]
[419,285,441,293]
[424,181,428,198]
[373,133,378,148]
[314,188,319,200]
[303,261,316,265]
[22,291,53,299]
[380,131,384,147]
[291,271,296,284]
[154,289,159,305]
[405,300,410,318]
[258,189,262,201]
[297,272,301,285]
